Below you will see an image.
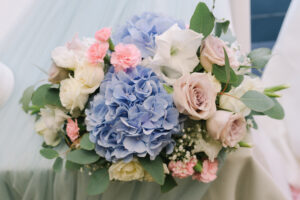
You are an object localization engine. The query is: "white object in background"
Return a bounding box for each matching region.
[0,62,14,107]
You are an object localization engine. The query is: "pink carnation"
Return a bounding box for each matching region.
[192,159,218,183]
[66,119,80,142]
[95,27,112,42]
[87,42,109,64]
[168,157,197,179]
[110,43,141,72]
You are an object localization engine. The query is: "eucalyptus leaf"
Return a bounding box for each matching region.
[263,98,284,120]
[20,85,35,113]
[190,2,215,37]
[240,90,274,112]
[53,157,63,172]
[231,75,244,87]
[32,84,62,108]
[248,48,272,69]
[215,20,230,37]
[161,175,177,193]
[40,148,59,159]
[87,168,109,195]
[65,160,82,171]
[80,134,95,151]
[213,64,237,84]
[66,149,100,165]
[139,156,165,185]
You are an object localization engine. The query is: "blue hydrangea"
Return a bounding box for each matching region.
[113,12,185,58]
[85,66,180,162]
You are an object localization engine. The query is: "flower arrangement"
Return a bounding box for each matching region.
[20,2,288,195]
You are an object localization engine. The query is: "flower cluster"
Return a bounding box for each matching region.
[85,66,180,162]
[21,2,287,195]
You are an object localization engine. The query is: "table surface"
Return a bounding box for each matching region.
[0,0,292,200]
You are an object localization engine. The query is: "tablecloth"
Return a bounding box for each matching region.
[0,0,291,199]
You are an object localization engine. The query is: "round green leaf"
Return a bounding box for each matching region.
[40,148,59,159]
[65,160,82,171]
[161,175,177,193]
[240,90,274,112]
[190,2,215,37]
[66,149,100,165]
[87,168,109,195]
[263,98,284,120]
[53,157,63,172]
[248,48,272,69]
[139,156,165,185]
[80,134,95,151]
[20,85,35,113]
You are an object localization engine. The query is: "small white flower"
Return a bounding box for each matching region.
[192,134,222,162]
[35,106,69,146]
[147,24,203,84]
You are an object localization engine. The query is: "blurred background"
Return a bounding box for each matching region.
[251,0,291,49]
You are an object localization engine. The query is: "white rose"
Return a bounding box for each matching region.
[35,106,69,146]
[51,36,95,70]
[219,76,264,116]
[59,77,93,112]
[74,61,104,90]
[108,159,144,181]
[192,133,222,162]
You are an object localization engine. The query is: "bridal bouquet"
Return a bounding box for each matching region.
[20,2,287,195]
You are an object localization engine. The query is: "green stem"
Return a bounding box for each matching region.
[193,161,203,173]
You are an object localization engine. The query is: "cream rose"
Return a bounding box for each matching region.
[59,77,93,112]
[200,35,239,72]
[35,106,69,146]
[206,110,247,147]
[108,159,144,181]
[48,63,69,84]
[219,76,264,116]
[173,73,221,120]
[74,61,104,90]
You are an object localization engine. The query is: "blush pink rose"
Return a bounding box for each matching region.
[173,73,219,120]
[192,159,218,183]
[66,119,80,142]
[95,27,112,42]
[87,42,109,64]
[200,35,239,72]
[168,157,197,179]
[110,43,141,72]
[206,110,247,147]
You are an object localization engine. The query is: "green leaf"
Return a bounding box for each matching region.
[264,84,289,93]
[161,175,177,193]
[240,90,274,112]
[263,98,284,120]
[231,75,244,87]
[31,84,62,108]
[139,156,165,185]
[238,141,252,148]
[87,168,109,195]
[40,148,59,159]
[215,20,230,37]
[264,91,281,98]
[108,38,114,51]
[65,160,82,171]
[66,149,100,165]
[248,48,272,69]
[163,84,174,94]
[20,85,35,113]
[190,2,215,37]
[246,115,258,129]
[224,48,231,83]
[213,64,237,84]
[80,134,95,151]
[53,157,63,172]
[193,63,204,72]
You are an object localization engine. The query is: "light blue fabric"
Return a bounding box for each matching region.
[0,0,221,199]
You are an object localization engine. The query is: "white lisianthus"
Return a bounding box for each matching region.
[59,77,93,112]
[108,159,144,181]
[35,106,69,146]
[148,24,203,84]
[219,76,264,116]
[51,36,95,70]
[74,61,104,90]
[192,134,222,162]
